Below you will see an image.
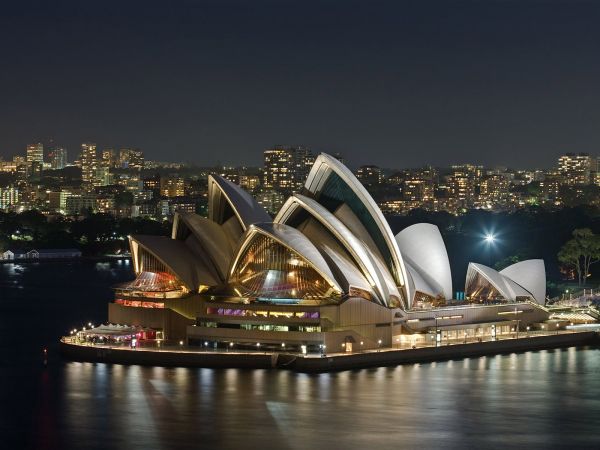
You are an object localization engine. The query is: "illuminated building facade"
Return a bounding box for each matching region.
[26,143,44,166]
[356,165,383,186]
[80,142,98,190]
[558,153,597,185]
[108,154,549,349]
[49,147,68,169]
[263,146,313,192]
[160,176,185,197]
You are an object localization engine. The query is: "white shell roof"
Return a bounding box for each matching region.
[395,223,453,301]
[466,262,535,302]
[500,259,546,305]
[303,153,410,301]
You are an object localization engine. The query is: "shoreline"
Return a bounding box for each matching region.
[59,330,599,373]
[0,255,130,264]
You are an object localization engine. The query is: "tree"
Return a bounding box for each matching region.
[558,228,600,286]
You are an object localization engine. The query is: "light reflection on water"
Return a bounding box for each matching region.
[27,349,600,449]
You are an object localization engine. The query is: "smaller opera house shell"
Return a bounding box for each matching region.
[111,154,549,351]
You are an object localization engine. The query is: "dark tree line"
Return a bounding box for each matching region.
[0,211,170,256]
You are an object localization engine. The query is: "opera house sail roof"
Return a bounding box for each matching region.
[124,152,546,312]
[395,223,453,303]
[303,153,410,305]
[465,260,546,305]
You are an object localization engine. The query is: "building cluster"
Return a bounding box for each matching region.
[369,153,599,215]
[0,141,599,218]
[0,141,207,219]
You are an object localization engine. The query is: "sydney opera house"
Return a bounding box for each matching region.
[110,154,549,352]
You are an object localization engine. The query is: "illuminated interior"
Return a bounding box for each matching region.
[119,246,189,298]
[465,271,507,303]
[230,233,341,303]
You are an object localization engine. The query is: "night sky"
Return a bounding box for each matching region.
[1,0,599,168]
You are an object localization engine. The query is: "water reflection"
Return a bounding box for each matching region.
[18,348,598,449]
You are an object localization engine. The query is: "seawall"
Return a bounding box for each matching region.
[60,331,599,372]
[60,341,275,369]
[288,331,599,372]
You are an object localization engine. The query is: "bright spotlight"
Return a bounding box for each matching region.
[484,234,495,243]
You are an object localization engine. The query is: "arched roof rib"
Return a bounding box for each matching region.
[303,153,410,303]
[275,194,401,307]
[208,175,271,232]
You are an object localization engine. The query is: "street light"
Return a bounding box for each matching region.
[484,234,496,243]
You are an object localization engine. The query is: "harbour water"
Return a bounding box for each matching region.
[1,261,600,449]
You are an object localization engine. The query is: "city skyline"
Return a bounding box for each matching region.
[1,138,599,171]
[2,1,600,168]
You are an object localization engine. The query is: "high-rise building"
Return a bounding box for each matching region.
[101,149,117,169]
[0,186,20,210]
[128,149,144,171]
[143,173,161,192]
[448,164,482,208]
[255,187,285,215]
[479,174,509,208]
[26,143,44,166]
[356,165,383,186]
[239,175,261,191]
[292,146,314,190]
[539,171,562,205]
[49,147,68,169]
[403,171,435,205]
[80,142,98,190]
[263,146,313,192]
[93,167,114,187]
[160,176,185,197]
[119,148,144,170]
[558,153,597,185]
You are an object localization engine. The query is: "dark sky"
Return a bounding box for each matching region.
[1,0,599,168]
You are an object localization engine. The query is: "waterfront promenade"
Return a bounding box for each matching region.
[60,329,599,372]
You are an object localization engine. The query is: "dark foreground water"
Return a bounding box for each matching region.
[1,261,600,450]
